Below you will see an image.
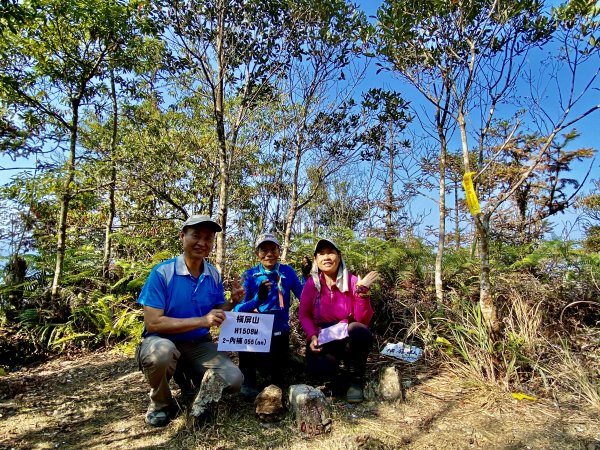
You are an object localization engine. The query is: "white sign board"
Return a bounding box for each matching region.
[217,311,274,352]
[380,342,423,363]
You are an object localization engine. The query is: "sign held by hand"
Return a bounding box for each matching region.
[217,311,274,352]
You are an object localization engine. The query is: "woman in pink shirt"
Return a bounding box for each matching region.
[299,238,379,403]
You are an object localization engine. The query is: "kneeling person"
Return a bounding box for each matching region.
[137,215,244,427]
[234,233,304,398]
[299,238,379,403]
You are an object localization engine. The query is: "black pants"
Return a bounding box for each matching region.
[238,331,290,389]
[305,322,372,387]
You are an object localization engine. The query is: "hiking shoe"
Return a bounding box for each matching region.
[346,384,364,403]
[145,405,176,427]
[240,384,261,400]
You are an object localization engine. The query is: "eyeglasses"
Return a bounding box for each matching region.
[257,247,280,256]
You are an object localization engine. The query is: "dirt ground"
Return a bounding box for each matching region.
[0,350,599,450]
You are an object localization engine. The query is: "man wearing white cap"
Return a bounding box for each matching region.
[136,215,245,427]
[233,232,304,398]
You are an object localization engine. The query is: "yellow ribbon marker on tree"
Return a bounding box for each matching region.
[462,171,481,216]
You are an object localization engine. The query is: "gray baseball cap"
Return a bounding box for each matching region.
[181,215,222,232]
[255,233,280,249]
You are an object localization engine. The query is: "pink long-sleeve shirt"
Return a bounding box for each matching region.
[299,272,374,341]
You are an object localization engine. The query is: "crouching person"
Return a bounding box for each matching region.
[234,233,304,398]
[299,238,379,403]
[136,215,244,427]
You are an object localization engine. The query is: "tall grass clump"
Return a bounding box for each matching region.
[398,241,600,407]
[545,337,600,409]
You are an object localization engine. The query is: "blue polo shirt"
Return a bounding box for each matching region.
[137,255,225,342]
[234,263,303,333]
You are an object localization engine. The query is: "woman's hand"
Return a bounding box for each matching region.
[356,271,380,298]
[359,271,380,287]
[309,335,321,353]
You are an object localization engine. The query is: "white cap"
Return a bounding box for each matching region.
[181,215,222,232]
[314,238,340,255]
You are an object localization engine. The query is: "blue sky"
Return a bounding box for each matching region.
[356,0,599,240]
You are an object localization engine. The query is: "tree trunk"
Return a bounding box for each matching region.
[215,141,228,272]
[51,100,79,300]
[102,72,118,283]
[475,214,498,330]
[457,111,471,172]
[454,177,460,250]
[214,13,228,272]
[273,150,287,234]
[434,99,451,303]
[384,127,395,240]
[435,140,446,303]
[281,138,302,262]
[365,157,377,238]
[207,169,217,217]
[458,109,497,328]
[5,254,27,321]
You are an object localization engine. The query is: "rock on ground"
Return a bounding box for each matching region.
[288,384,332,438]
[254,384,283,422]
[378,365,402,401]
[190,369,227,417]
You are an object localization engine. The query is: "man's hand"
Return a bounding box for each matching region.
[144,305,218,334]
[229,278,245,305]
[258,279,272,302]
[309,335,321,353]
[203,309,226,328]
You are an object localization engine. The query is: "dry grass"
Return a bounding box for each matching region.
[399,272,600,412]
[544,338,600,410]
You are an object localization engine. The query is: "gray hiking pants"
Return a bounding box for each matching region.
[138,335,243,411]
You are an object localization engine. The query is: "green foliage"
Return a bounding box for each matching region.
[375,0,553,75]
[507,240,600,295]
[0,0,141,133]
[442,248,480,300]
[16,294,142,352]
[109,250,174,295]
[579,180,600,251]
[71,294,143,346]
[511,240,564,267]
[446,301,499,382]
[288,228,435,291]
[583,226,600,251]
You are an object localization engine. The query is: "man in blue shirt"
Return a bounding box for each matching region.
[137,215,244,427]
[234,233,304,398]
